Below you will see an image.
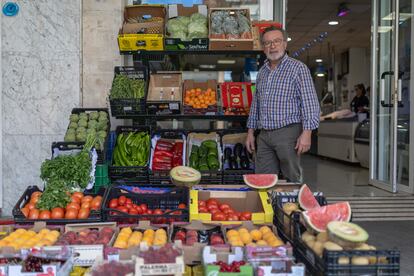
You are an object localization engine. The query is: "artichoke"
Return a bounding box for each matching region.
[68,122,78,129]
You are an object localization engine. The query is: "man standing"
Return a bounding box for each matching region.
[246,26,320,183]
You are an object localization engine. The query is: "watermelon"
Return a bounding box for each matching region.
[170,166,201,187]
[243,174,278,189]
[298,184,320,210]
[302,202,351,233]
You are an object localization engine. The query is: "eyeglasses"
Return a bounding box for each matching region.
[263,39,285,47]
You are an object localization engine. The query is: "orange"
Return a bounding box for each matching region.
[240,233,252,245]
[259,226,272,235]
[250,229,262,241]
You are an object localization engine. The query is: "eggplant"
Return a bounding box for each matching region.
[240,157,250,170]
[229,157,238,170]
[234,143,243,158]
[224,147,232,160]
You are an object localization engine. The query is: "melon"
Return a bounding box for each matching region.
[298,184,320,210]
[327,221,369,249]
[170,166,201,187]
[302,202,351,233]
[243,174,278,189]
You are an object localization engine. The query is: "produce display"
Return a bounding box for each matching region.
[138,243,182,264]
[211,260,247,273]
[151,139,183,171]
[302,202,351,233]
[0,228,60,249]
[110,74,146,100]
[112,131,150,166]
[20,190,102,220]
[167,13,208,41]
[170,166,201,186]
[243,174,278,189]
[225,226,283,247]
[91,261,134,276]
[183,87,217,109]
[55,227,114,245]
[12,255,65,273]
[210,10,252,39]
[64,111,108,149]
[198,198,252,221]
[113,227,167,248]
[189,140,219,170]
[172,227,224,246]
[223,143,253,170]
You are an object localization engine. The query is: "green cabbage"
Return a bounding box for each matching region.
[167,18,188,34]
[190,13,207,25]
[170,30,188,41]
[188,21,208,39]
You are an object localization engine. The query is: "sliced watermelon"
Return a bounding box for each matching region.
[298,184,320,210]
[302,202,352,233]
[243,174,278,189]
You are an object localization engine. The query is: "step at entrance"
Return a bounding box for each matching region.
[326,196,414,221]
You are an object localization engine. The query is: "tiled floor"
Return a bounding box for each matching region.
[301,154,414,275]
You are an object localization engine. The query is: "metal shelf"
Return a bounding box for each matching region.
[115,114,248,120]
[121,50,263,56]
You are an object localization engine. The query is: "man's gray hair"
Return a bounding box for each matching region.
[260,26,288,43]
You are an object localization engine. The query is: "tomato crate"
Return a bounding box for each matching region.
[109,66,149,117]
[109,126,151,183]
[292,213,400,276]
[270,191,327,245]
[102,185,190,223]
[12,186,105,224]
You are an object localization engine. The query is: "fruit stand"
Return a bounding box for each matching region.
[0,3,401,276]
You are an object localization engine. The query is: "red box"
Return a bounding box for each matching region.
[220,82,253,115]
[253,21,283,34]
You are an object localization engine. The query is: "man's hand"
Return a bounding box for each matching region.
[246,129,256,153]
[295,130,312,155]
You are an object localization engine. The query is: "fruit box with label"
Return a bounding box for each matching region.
[189,189,273,224]
[135,244,185,275]
[220,82,253,115]
[170,220,224,265]
[203,246,253,276]
[146,72,183,115]
[183,79,218,115]
[118,5,166,52]
[45,222,118,266]
[165,4,209,51]
[209,8,253,51]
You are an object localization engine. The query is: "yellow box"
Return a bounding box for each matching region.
[118,33,164,51]
[189,189,273,225]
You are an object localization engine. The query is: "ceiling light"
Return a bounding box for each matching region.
[328,21,339,26]
[217,60,236,64]
[287,37,292,41]
[199,65,216,69]
[382,12,412,21]
[337,3,350,17]
[316,58,323,63]
[378,26,393,33]
[317,73,325,77]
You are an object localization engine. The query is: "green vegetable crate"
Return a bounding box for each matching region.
[92,162,110,193]
[109,66,148,117]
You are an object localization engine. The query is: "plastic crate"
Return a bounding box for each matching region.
[109,126,151,183]
[109,66,148,117]
[292,213,400,276]
[222,169,254,184]
[102,185,189,223]
[271,191,327,245]
[13,186,104,224]
[91,163,109,193]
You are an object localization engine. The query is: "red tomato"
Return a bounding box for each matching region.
[117,206,129,214]
[125,203,132,210]
[206,198,219,206]
[72,192,84,201]
[140,204,148,212]
[109,199,118,208]
[118,196,127,206]
[21,207,29,218]
[135,205,143,214]
[65,209,78,219]
[223,208,235,215]
[126,198,132,205]
[198,200,206,207]
[178,203,186,209]
[81,201,91,209]
[207,204,219,211]
[219,203,231,211]
[91,198,102,210]
[82,195,93,203]
[129,208,139,215]
[39,210,51,219]
[31,191,42,199]
[198,206,208,213]
[66,202,80,211]
[71,196,81,204]
[153,209,163,215]
[77,208,90,219]
[241,212,252,220]
[212,212,227,221]
[28,209,40,219]
[25,203,36,210]
[30,196,39,205]
[146,209,153,215]
[51,207,64,219]
[227,214,239,221]
[210,208,220,215]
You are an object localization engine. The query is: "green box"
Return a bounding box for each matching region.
[93,163,109,193]
[205,265,253,276]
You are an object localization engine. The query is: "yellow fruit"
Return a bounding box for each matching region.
[238,228,248,234]
[240,233,252,245]
[49,230,60,238]
[153,238,166,246]
[39,229,50,235]
[144,229,155,237]
[246,243,256,247]
[155,229,167,236]
[250,230,262,241]
[27,230,37,237]
[121,227,132,235]
[117,233,130,240]
[259,226,272,235]
[114,240,127,249]
[228,236,242,243]
[226,230,239,238]
[42,239,54,246]
[263,232,276,242]
[15,229,27,235]
[269,239,284,247]
[256,240,268,246]
[231,240,244,247]
[142,237,153,246]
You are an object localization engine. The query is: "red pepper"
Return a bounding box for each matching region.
[172,141,183,155]
[172,156,182,167]
[155,140,174,151]
[152,163,172,171]
[153,155,172,164]
[154,149,173,158]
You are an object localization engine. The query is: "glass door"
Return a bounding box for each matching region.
[370,0,414,193]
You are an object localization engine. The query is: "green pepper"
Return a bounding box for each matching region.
[201,140,217,150]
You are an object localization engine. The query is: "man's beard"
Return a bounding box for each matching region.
[265,50,285,62]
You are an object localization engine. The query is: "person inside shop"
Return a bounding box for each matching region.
[245,26,320,183]
[350,84,369,113]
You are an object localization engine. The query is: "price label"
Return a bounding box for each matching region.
[72,245,103,266]
[169,103,179,110]
[124,106,133,111]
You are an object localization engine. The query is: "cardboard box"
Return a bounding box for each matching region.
[203,246,253,275]
[221,132,255,171]
[220,82,253,115]
[209,8,253,51]
[190,189,273,224]
[183,79,218,115]
[165,4,209,51]
[222,221,282,244]
[147,72,183,115]
[118,5,166,52]
[135,246,185,275]
[170,220,223,265]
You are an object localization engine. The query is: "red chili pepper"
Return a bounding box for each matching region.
[156,140,174,151]
[152,163,172,170]
[154,149,173,158]
[153,155,172,164]
[172,141,183,154]
[172,156,182,167]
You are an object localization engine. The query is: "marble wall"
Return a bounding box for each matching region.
[1,0,81,214]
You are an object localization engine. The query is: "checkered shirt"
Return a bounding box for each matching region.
[247,54,320,130]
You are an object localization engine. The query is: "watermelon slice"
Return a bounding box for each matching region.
[302,202,352,233]
[298,184,320,210]
[243,174,278,189]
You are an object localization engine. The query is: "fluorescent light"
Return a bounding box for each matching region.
[217,60,236,64]
[199,65,216,69]
[382,12,412,21]
[317,73,325,77]
[316,58,323,63]
[287,37,292,42]
[378,26,393,33]
[328,21,339,26]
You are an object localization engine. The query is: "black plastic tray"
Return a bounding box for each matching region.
[272,192,327,245]
[222,169,254,184]
[13,186,104,224]
[292,212,400,276]
[102,185,189,223]
[109,66,148,117]
[109,125,151,183]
